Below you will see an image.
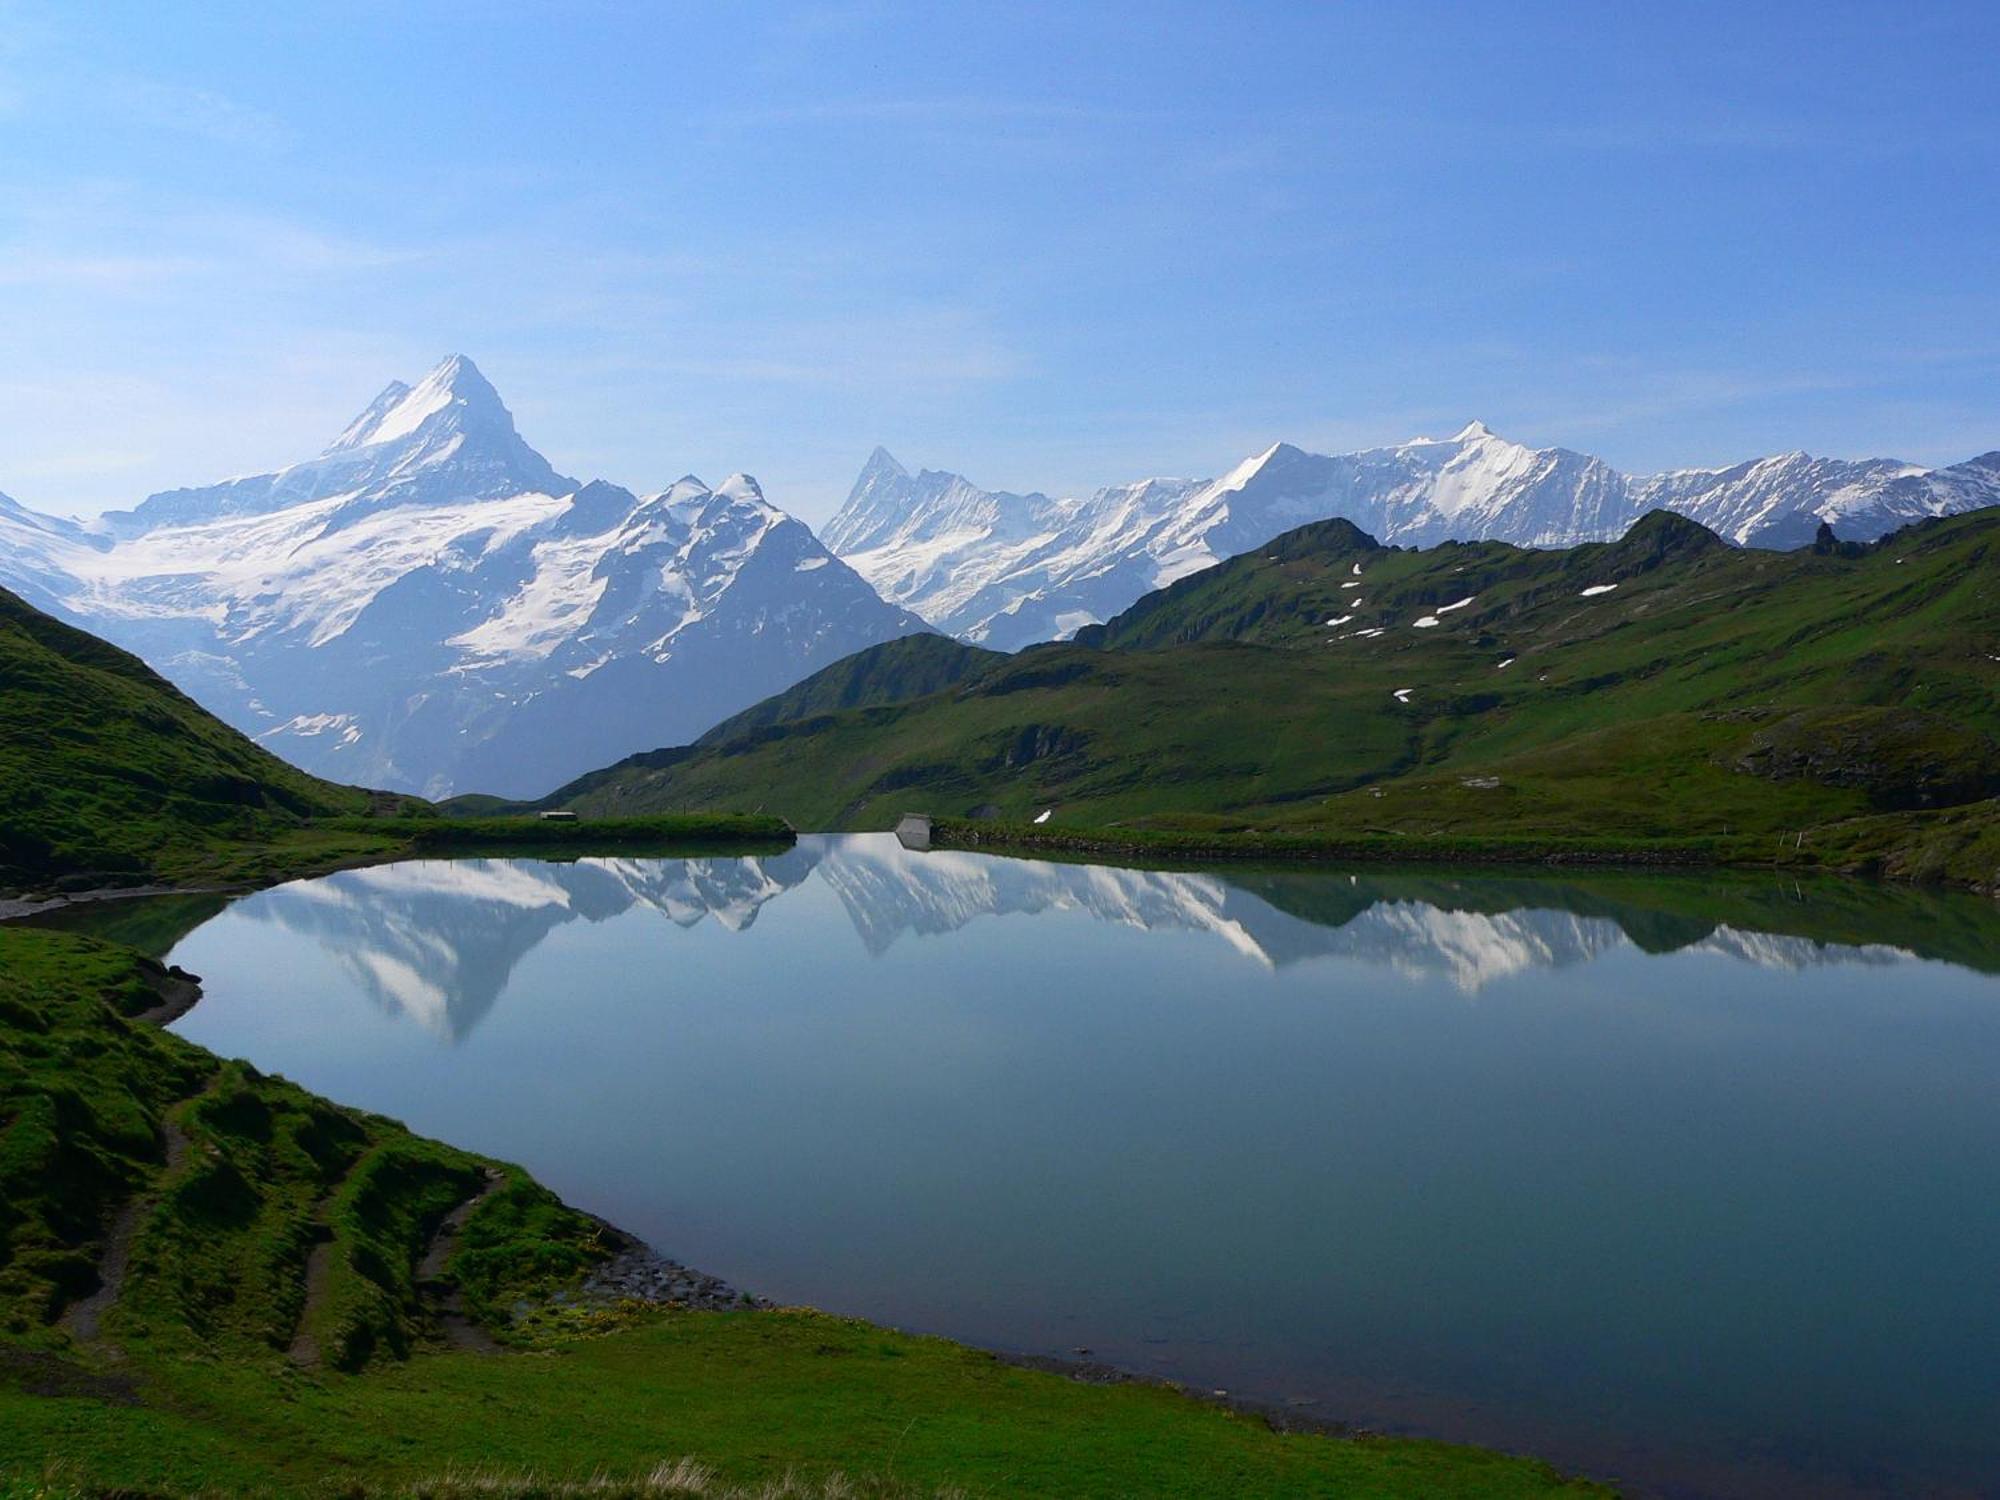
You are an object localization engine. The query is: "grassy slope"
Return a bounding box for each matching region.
[0,929,607,1367]
[0,585,796,896]
[457,634,1007,819]
[2,1312,1603,1499]
[543,510,2000,881]
[693,632,1003,745]
[0,586,376,887]
[0,927,1601,1498]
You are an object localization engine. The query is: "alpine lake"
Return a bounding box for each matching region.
[44,836,2000,1499]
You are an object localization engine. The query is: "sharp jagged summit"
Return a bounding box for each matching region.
[326,353,508,453]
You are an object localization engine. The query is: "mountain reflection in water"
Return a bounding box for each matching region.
[187,835,1959,1042]
[96,835,2000,1500]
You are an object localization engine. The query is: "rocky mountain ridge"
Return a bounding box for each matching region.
[828,425,2000,647]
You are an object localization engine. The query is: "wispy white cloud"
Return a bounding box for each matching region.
[94,74,291,150]
[203,214,421,273]
[0,252,214,290]
[0,0,289,148]
[0,188,424,292]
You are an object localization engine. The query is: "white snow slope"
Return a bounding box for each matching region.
[827,424,2000,648]
[0,357,931,798]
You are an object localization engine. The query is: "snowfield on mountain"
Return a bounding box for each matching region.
[827,425,2000,648]
[0,357,930,798]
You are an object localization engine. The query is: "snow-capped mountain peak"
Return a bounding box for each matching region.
[1400,420,1498,446]
[326,353,500,453]
[100,353,574,538]
[712,472,771,509]
[827,421,1999,648]
[1211,441,1297,492]
[821,446,937,555]
[0,360,930,798]
[859,445,909,485]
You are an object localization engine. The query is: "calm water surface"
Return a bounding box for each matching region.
[120,837,2000,1498]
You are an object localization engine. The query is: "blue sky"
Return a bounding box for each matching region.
[2,0,1996,523]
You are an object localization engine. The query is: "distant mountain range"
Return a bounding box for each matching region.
[826,426,2000,647]
[0,357,929,797]
[6,366,1996,796]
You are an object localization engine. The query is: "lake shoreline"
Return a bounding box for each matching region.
[0,811,796,912]
[107,948,1593,1490]
[925,814,2000,895]
[0,814,799,919]
[0,882,234,923]
[12,797,1991,923]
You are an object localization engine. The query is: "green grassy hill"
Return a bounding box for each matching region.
[475,632,1005,819]
[0,586,795,893]
[533,509,2000,882]
[0,930,609,1369]
[694,630,1001,743]
[0,586,383,888]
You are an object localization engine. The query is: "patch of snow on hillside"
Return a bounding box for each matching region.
[255,711,357,742]
[1579,583,1619,597]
